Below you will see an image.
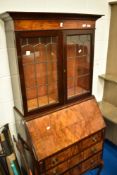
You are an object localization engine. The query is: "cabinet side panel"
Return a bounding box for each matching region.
[14,110,34,173]
[5,20,24,114]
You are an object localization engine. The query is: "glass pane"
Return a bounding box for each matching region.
[38,86,48,107]
[34,43,47,62]
[67,77,74,97]
[26,87,38,110]
[36,63,47,85]
[48,62,57,82]
[21,44,34,64]
[47,43,57,61]
[48,83,58,104]
[23,64,36,88]
[20,36,59,111]
[67,34,91,99]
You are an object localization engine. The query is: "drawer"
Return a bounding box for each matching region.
[68,164,81,175]
[44,142,81,171]
[81,152,102,173]
[46,160,68,175]
[81,131,103,150]
[68,152,83,170]
[83,141,103,160]
[69,152,102,175]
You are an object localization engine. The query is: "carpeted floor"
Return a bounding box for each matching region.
[84,140,117,175]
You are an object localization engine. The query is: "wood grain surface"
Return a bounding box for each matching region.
[14,20,95,31]
[26,98,105,161]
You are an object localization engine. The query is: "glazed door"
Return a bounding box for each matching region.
[16,31,63,114]
[64,30,94,102]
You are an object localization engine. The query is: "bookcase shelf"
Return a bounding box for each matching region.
[99,100,117,124]
[99,74,117,84]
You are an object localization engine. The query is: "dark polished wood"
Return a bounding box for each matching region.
[15,25,96,116]
[6,12,103,20]
[15,30,64,116]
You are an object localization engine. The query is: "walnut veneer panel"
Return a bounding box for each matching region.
[14,20,95,31]
[26,98,105,161]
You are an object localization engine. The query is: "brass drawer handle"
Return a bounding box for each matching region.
[52,157,58,165]
[91,147,97,153]
[52,169,59,175]
[92,136,97,142]
[90,159,96,165]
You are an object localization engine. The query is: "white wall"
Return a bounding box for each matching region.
[0,0,111,134]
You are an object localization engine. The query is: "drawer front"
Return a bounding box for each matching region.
[46,161,68,175]
[81,131,103,150]
[68,164,81,175]
[69,152,102,175]
[44,142,81,170]
[68,152,83,170]
[83,141,103,160]
[81,152,102,173]
[44,147,71,171]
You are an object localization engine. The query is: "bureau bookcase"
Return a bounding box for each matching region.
[1,12,105,175]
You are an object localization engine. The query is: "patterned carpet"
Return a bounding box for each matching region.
[84,140,117,175]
